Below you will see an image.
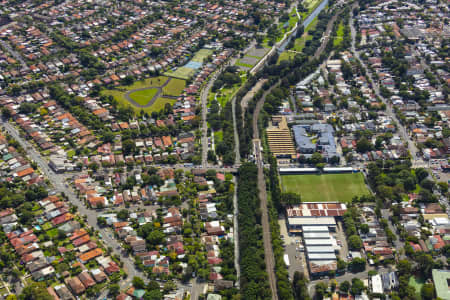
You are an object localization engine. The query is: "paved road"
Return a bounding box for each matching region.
[381,209,405,259]
[0,120,145,289]
[0,22,29,71]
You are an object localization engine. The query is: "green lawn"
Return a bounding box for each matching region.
[281,173,369,203]
[409,276,424,295]
[214,130,223,143]
[42,222,53,230]
[150,97,177,113]
[236,61,254,68]
[67,149,76,159]
[128,88,159,105]
[165,67,196,80]
[47,228,59,238]
[191,49,213,63]
[162,78,186,96]
[333,22,345,47]
[101,76,168,110]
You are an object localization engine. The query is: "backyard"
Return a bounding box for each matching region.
[281,173,369,203]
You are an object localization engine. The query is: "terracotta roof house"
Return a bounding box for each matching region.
[79,248,103,263]
[78,271,95,288]
[67,277,85,295]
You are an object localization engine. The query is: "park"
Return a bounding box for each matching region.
[101,76,186,113]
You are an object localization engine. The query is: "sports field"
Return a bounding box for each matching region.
[281,173,369,203]
[128,88,158,105]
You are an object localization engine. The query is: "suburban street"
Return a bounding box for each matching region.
[350,8,421,166]
[0,118,226,299]
[0,119,145,289]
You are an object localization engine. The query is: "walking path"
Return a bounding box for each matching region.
[123,77,177,108]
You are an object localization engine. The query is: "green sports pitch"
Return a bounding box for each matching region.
[281,173,369,203]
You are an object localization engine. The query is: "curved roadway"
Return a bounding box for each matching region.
[123,77,177,108]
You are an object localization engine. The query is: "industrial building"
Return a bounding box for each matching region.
[284,203,346,278]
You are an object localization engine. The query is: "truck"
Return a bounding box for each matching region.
[283,254,290,267]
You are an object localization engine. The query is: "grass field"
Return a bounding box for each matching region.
[281,173,369,203]
[151,97,177,112]
[128,88,159,105]
[162,78,186,96]
[191,49,213,63]
[409,277,424,295]
[236,61,254,68]
[165,66,196,80]
[333,22,345,47]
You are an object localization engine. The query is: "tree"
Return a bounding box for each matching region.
[348,257,366,272]
[339,281,350,293]
[360,224,369,234]
[1,107,11,119]
[117,209,129,220]
[280,192,302,206]
[20,282,53,300]
[420,179,435,191]
[415,168,428,182]
[438,182,448,194]
[207,150,217,163]
[146,230,165,246]
[97,216,107,227]
[310,152,323,165]
[132,276,146,289]
[337,259,347,271]
[356,137,372,153]
[144,289,163,300]
[348,235,362,250]
[293,271,310,300]
[351,278,364,295]
[419,189,435,203]
[6,295,17,300]
[421,283,435,300]
[101,129,115,143]
[123,139,136,155]
[397,259,412,276]
[315,282,328,300]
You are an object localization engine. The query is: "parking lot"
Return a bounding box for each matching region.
[279,217,308,280]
